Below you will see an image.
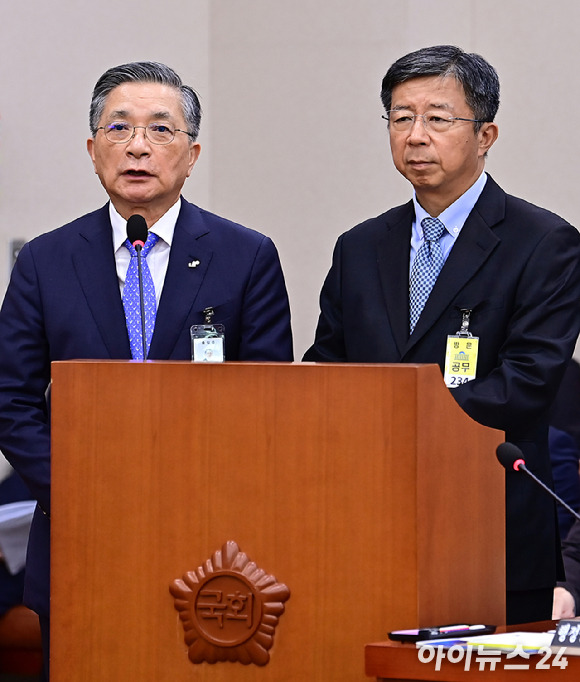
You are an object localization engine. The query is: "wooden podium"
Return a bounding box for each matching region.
[51,361,505,681]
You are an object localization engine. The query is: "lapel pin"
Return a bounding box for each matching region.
[188,259,201,268]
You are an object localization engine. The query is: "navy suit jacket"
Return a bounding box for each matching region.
[0,471,32,616]
[558,517,580,610]
[0,198,293,615]
[304,175,580,593]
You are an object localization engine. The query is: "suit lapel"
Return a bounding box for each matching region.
[72,205,131,358]
[403,176,505,353]
[376,202,414,356]
[149,200,214,359]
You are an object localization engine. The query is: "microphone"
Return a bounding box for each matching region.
[496,442,580,524]
[127,214,148,250]
[126,214,149,360]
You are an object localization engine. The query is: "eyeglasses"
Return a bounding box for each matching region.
[96,122,194,145]
[383,111,488,133]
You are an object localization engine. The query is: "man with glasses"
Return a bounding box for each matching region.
[304,45,580,624]
[0,61,293,677]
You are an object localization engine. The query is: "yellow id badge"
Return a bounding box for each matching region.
[444,335,479,388]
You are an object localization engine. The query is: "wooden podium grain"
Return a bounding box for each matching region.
[50,361,505,681]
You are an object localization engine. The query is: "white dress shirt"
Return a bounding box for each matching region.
[110,198,181,306]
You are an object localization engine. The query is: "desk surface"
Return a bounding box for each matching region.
[365,621,580,681]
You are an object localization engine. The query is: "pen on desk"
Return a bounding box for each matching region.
[439,625,487,633]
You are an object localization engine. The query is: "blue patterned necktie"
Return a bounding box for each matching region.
[409,217,446,333]
[123,231,159,359]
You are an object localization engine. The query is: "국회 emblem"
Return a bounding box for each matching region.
[170,540,290,666]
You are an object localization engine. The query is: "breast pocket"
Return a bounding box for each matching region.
[450,295,506,321]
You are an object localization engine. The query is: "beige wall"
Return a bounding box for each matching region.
[0,0,211,270]
[1,1,579,358]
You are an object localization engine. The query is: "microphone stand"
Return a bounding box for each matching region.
[135,244,148,361]
[497,442,580,523]
[517,460,580,524]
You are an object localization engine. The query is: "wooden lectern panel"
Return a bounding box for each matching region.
[51,362,504,681]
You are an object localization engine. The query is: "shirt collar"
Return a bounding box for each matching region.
[412,172,487,237]
[110,197,182,252]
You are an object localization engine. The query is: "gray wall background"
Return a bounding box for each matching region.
[1,1,578,358]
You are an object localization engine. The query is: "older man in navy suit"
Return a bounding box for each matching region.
[304,45,580,625]
[0,61,293,677]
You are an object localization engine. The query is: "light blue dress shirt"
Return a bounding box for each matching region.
[410,172,488,275]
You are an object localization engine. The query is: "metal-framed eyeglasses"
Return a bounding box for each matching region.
[383,111,488,134]
[97,122,194,145]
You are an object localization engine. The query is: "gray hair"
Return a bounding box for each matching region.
[381,45,500,132]
[89,61,202,140]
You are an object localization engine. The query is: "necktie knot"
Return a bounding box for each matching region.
[125,231,159,258]
[421,217,446,242]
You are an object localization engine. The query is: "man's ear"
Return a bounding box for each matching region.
[478,122,499,157]
[87,137,97,172]
[187,142,202,178]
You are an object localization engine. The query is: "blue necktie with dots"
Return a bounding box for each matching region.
[409,217,446,333]
[123,231,159,359]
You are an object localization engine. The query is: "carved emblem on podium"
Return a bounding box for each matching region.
[170,540,290,666]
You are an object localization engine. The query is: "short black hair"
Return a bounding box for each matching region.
[381,45,500,131]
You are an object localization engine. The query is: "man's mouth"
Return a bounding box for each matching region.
[124,170,152,177]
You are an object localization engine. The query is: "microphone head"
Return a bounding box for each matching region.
[126,214,148,248]
[496,442,526,471]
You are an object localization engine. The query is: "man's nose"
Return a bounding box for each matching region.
[407,115,430,142]
[126,127,151,154]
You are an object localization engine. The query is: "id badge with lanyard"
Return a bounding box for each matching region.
[190,307,225,362]
[444,309,479,388]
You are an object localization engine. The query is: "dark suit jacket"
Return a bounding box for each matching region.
[549,426,580,540]
[558,517,580,610]
[0,198,293,616]
[0,471,32,616]
[304,175,580,593]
